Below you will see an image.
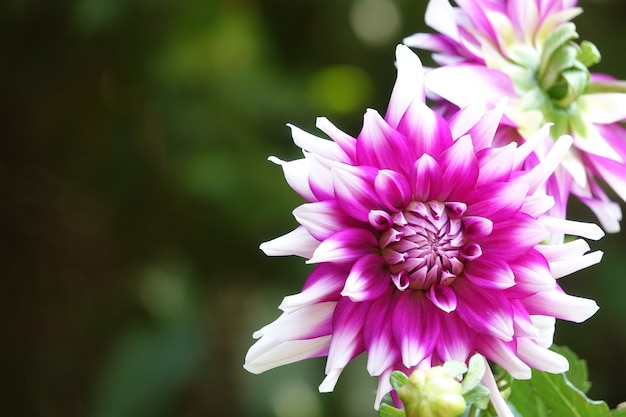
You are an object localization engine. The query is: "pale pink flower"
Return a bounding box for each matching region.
[404,0,626,233]
[244,45,601,415]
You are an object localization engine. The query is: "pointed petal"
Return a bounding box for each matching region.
[363,288,400,376]
[279,263,348,312]
[454,278,514,341]
[375,169,412,211]
[523,290,599,323]
[316,116,357,162]
[268,156,316,202]
[466,182,529,221]
[307,227,378,264]
[321,298,370,391]
[481,360,515,417]
[253,302,336,340]
[386,44,425,128]
[477,336,532,379]
[398,98,454,160]
[244,335,331,374]
[331,163,381,222]
[439,135,479,200]
[425,65,516,109]
[342,254,390,302]
[463,256,516,290]
[260,226,320,258]
[427,284,458,312]
[517,338,569,374]
[476,143,516,186]
[293,201,359,241]
[411,153,444,201]
[392,291,440,368]
[357,109,413,173]
[289,123,351,163]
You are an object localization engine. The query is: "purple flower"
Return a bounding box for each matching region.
[404,0,626,233]
[244,45,601,415]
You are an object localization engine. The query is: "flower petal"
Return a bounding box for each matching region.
[279,263,348,312]
[438,135,479,200]
[341,254,391,302]
[385,44,425,128]
[260,226,320,258]
[293,201,359,241]
[454,278,514,341]
[357,109,413,173]
[392,290,440,368]
[374,170,412,212]
[463,255,516,290]
[411,153,444,201]
[363,288,400,376]
[289,123,351,163]
[307,227,378,264]
[253,302,336,340]
[523,289,599,323]
[331,163,381,222]
[244,335,331,375]
[425,65,516,109]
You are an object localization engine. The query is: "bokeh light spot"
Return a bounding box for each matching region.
[350,0,401,46]
[308,65,373,114]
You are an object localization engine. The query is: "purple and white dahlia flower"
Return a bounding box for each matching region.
[404,0,626,232]
[244,45,602,415]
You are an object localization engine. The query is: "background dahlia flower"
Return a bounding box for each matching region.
[404,0,626,233]
[244,45,602,415]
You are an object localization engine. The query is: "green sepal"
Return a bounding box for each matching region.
[578,40,601,68]
[553,67,589,108]
[463,385,491,410]
[539,22,578,78]
[379,403,406,417]
[444,360,469,380]
[390,370,409,391]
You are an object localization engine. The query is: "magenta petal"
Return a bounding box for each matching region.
[454,278,514,341]
[363,288,400,376]
[479,213,549,260]
[427,284,458,313]
[476,144,516,186]
[374,170,412,212]
[316,116,358,163]
[332,163,381,222]
[322,298,370,391]
[462,216,493,239]
[476,336,532,379]
[308,228,378,264]
[342,254,391,302]
[392,291,440,367]
[397,99,453,160]
[463,255,516,290]
[411,153,444,201]
[438,135,479,200]
[293,201,358,240]
[435,312,474,363]
[505,250,555,298]
[357,109,413,173]
[280,263,349,313]
[466,182,530,221]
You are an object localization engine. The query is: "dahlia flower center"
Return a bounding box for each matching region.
[379,200,480,291]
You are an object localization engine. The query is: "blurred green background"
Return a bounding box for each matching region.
[2,0,625,416]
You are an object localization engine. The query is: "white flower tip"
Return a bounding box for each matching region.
[318,369,342,393]
[586,223,605,241]
[554,133,574,149]
[267,155,283,165]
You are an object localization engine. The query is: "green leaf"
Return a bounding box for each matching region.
[378,403,406,417]
[611,409,626,416]
[390,370,409,391]
[550,345,591,393]
[463,385,491,410]
[509,369,612,417]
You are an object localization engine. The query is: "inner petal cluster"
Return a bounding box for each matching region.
[380,200,481,291]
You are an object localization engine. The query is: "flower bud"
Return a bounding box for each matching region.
[397,366,466,417]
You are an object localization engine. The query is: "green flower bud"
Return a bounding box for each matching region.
[397,367,467,417]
